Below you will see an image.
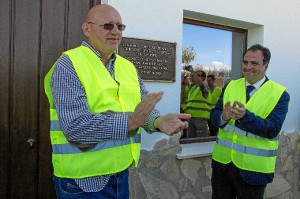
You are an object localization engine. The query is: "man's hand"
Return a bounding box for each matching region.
[128,91,163,132]
[222,101,246,121]
[154,113,191,136]
[222,102,232,121]
[229,101,246,121]
[191,72,204,87]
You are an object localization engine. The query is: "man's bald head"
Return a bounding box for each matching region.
[85,4,121,23]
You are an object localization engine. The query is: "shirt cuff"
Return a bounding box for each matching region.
[219,114,229,126]
[111,114,129,140]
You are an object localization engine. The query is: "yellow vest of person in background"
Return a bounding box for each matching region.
[212,78,285,173]
[207,86,222,111]
[44,46,141,178]
[180,85,192,111]
[184,85,210,119]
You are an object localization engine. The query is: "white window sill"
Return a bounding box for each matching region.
[176,141,215,159]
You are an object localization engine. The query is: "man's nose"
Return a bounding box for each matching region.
[110,24,121,33]
[244,63,252,69]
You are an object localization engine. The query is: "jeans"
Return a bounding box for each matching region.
[53,170,129,199]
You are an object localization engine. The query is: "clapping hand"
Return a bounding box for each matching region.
[222,101,246,121]
[154,113,191,136]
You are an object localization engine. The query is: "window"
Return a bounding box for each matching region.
[180,18,247,144]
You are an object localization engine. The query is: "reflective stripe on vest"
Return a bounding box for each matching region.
[52,134,141,154]
[50,120,61,131]
[216,138,277,157]
[223,124,279,141]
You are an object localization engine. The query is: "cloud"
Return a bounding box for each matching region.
[216,50,224,54]
[202,61,231,70]
[197,61,231,73]
[211,61,224,67]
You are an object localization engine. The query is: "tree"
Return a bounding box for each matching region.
[182,46,196,67]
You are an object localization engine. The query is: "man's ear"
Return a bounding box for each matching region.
[264,63,269,71]
[82,22,90,37]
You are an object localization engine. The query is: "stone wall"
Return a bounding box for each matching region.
[129,132,300,199]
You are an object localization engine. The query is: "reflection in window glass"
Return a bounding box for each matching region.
[181,22,246,142]
[182,24,232,88]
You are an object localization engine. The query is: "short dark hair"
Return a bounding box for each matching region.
[207,74,215,81]
[243,44,271,64]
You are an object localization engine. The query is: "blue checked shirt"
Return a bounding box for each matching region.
[50,41,161,192]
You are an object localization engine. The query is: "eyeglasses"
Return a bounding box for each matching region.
[87,22,126,31]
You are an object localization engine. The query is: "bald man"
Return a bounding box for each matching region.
[44,4,190,199]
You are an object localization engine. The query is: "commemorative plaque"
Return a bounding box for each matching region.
[118,37,176,82]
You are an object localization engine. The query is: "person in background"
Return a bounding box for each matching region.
[180,73,193,138]
[210,44,290,199]
[183,69,210,137]
[44,4,190,199]
[180,73,192,113]
[206,74,222,136]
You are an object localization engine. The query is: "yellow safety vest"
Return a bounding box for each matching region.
[212,78,285,173]
[44,46,141,178]
[180,85,192,110]
[207,86,222,111]
[184,85,210,119]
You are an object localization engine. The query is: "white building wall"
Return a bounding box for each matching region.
[107,0,300,149]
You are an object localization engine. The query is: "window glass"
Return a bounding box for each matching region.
[183,23,232,87]
[180,19,247,143]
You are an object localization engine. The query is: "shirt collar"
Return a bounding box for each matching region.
[246,76,266,90]
[81,41,117,63]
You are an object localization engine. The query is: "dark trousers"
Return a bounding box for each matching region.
[208,120,218,136]
[211,163,266,199]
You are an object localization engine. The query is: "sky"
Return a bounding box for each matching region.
[183,23,232,70]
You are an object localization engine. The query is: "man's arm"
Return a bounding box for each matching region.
[128,88,191,135]
[191,72,208,98]
[210,85,227,128]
